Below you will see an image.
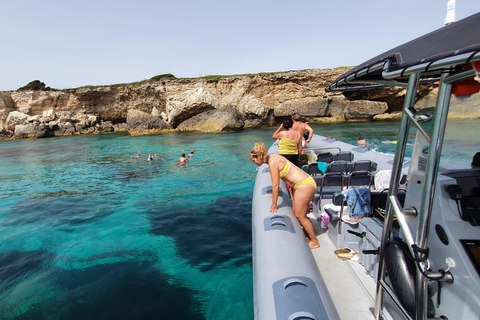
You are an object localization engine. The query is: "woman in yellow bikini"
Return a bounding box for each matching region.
[249,142,320,249]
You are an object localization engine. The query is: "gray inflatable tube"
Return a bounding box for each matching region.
[252,143,340,320]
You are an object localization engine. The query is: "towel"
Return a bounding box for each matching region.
[317,161,328,174]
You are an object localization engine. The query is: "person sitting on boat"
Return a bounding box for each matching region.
[272,118,302,167]
[178,152,188,165]
[249,142,320,249]
[292,112,314,144]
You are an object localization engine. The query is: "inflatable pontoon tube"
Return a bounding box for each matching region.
[252,162,340,320]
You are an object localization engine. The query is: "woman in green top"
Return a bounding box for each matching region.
[272,118,302,166]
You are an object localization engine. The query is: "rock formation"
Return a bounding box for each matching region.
[0,68,421,140]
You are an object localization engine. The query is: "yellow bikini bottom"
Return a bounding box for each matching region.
[293,176,317,190]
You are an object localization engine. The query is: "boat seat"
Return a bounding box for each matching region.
[319,172,344,204]
[312,173,324,194]
[348,170,372,188]
[312,173,344,220]
[317,152,333,163]
[311,173,324,184]
[305,162,322,175]
[327,161,350,174]
[334,151,354,162]
[352,159,377,172]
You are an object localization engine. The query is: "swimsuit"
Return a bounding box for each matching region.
[270,157,289,178]
[293,176,317,190]
[270,157,317,189]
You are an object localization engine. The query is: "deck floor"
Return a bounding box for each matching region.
[310,219,392,320]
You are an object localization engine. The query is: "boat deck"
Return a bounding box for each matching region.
[309,216,391,320]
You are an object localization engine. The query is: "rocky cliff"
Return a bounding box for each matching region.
[0,69,408,140]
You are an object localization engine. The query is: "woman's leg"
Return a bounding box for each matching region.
[293,185,320,249]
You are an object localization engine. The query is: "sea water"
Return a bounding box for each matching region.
[0,120,478,319]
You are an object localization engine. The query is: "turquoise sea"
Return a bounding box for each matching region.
[0,120,478,319]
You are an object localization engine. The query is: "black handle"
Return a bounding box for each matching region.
[362,249,380,255]
[347,230,366,238]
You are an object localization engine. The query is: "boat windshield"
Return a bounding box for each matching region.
[410,88,480,166]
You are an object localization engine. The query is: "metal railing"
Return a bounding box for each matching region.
[373,73,455,320]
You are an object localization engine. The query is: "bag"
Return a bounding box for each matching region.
[371,189,406,228]
[321,213,330,229]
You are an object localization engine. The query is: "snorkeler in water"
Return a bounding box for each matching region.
[178,152,188,165]
[131,151,141,160]
[357,137,366,147]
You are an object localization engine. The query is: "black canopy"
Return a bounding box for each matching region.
[327,12,480,91]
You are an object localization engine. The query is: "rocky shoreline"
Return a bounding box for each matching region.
[0,68,424,141]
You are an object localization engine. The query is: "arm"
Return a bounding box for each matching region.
[305,124,314,143]
[299,137,306,156]
[268,160,280,213]
[272,124,284,140]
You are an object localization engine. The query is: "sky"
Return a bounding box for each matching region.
[1,0,480,91]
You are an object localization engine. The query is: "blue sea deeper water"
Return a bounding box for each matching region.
[0,120,477,319]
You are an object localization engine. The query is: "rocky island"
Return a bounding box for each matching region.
[0,68,428,140]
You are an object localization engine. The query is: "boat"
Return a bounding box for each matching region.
[252,11,480,320]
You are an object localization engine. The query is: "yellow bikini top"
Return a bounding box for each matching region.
[270,157,289,178]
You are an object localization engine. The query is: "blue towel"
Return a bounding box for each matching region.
[317,161,328,174]
[343,187,371,217]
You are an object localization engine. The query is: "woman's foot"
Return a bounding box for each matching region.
[308,239,320,249]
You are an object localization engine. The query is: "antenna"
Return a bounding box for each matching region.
[445,0,456,25]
